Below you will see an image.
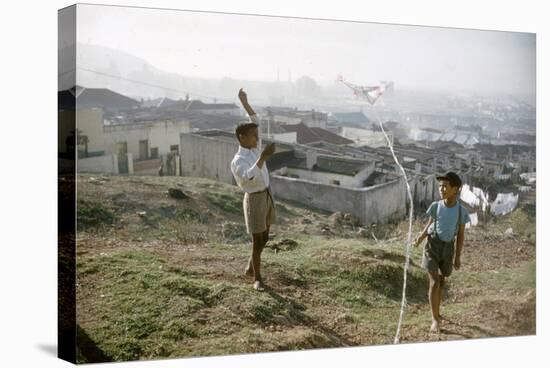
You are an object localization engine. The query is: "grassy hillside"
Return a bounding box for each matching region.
[75,174,536,363]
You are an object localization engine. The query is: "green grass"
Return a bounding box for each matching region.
[77,250,231,361]
[204,192,243,215]
[77,234,536,362]
[75,175,537,361]
[508,205,536,245]
[77,199,117,230]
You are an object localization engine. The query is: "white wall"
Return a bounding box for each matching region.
[270,174,407,226]
[104,120,190,159]
[274,115,302,125]
[77,108,104,154]
[268,132,297,143]
[285,161,375,188]
[58,108,104,155]
[201,108,240,116]
[180,133,240,184]
[341,126,390,147]
[77,154,117,174]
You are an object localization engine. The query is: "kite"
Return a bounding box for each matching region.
[338,75,414,344]
[337,75,386,105]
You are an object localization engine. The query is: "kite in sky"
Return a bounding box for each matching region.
[337,75,386,105]
[337,74,414,344]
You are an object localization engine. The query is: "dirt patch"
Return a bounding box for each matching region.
[461,227,535,271]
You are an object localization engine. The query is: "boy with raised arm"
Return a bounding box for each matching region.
[230,88,277,291]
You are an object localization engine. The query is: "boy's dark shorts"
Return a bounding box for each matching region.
[422,235,455,277]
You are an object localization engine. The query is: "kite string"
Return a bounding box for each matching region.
[370,106,415,344]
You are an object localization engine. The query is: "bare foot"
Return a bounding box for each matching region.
[253,281,265,292]
[430,319,440,334]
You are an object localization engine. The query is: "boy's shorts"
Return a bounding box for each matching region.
[243,187,276,234]
[422,235,455,277]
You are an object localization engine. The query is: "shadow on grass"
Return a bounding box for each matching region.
[264,287,356,348]
[77,324,113,363]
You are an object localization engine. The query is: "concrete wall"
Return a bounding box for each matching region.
[104,120,190,159]
[286,161,375,188]
[59,108,104,155]
[411,174,438,210]
[77,154,118,174]
[77,108,104,154]
[134,158,162,175]
[268,132,297,144]
[274,115,302,125]
[270,174,407,226]
[201,108,240,116]
[178,131,437,225]
[180,133,239,184]
[341,126,391,148]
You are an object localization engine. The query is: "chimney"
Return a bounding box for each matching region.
[306,151,317,169]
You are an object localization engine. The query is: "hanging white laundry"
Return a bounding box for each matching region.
[490,193,519,216]
[466,212,478,228]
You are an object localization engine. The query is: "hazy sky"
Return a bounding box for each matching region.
[76,4,536,94]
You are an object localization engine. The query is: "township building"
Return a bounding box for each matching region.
[179,129,447,225]
[59,86,243,175]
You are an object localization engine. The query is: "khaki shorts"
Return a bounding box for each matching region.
[243,188,276,234]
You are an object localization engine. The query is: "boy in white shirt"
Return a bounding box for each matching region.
[230,88,276,291]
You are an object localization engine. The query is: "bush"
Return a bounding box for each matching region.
[77,199,116,230]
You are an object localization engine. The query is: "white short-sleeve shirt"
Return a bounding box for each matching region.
[230,115,269,193]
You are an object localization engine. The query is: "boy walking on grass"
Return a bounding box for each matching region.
[414,172,471,333]
[230,88,277,292]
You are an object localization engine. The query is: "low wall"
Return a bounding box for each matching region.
[270,174,406,225]
[133,158,162,176]
[77,155,118,174]
[180,133,238,184]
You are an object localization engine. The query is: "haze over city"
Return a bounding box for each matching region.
[60,4,535,98]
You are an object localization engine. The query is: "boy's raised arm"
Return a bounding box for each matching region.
[238,88,256,117]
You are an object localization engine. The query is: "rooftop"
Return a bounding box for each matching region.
[331,112,370,124]
[313,155,370,176]
[58,86,140,112]
[159,99,239,111]
[280,123,353,145]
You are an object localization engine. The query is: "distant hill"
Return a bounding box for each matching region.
[73,43,289,104]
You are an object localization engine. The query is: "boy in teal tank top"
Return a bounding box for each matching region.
[414,172,471,333]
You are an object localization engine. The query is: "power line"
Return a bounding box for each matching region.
[77,67,236,103]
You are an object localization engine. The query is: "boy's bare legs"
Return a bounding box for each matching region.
[428,271,442,333]
[438,276,446,321]
[262,225,270,248]
[251,232,266,291]
[245,260,253,276]
[245,225,269,277]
